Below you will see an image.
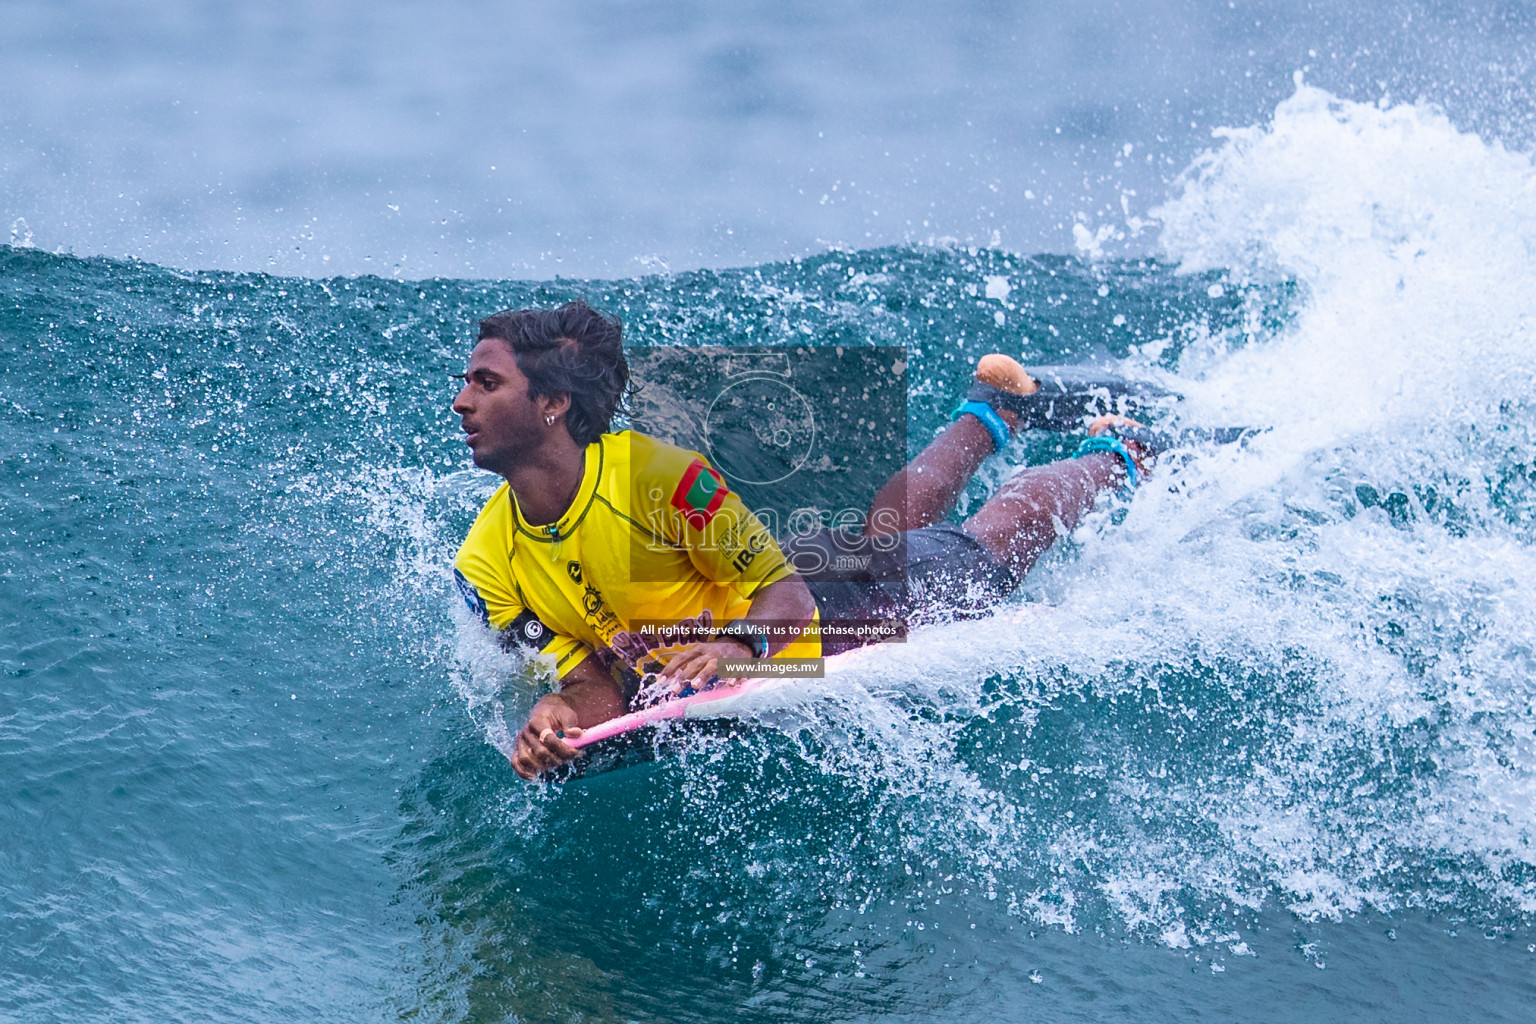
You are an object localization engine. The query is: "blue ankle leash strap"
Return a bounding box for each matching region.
[952,400,1012,453]
[1073,435,1140,490]
[954,396,1144,494]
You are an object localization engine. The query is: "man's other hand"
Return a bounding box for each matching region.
[657,640,754,693]
[512,694,585,780]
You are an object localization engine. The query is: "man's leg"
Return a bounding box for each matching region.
[862,415,1003,536]
[864,355,1038,537]
[958,452,1127,577]
[960,416,1149,576]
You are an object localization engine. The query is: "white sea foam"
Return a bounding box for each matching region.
[781,82,1536,941]
[284,460,543,762]
[1069,84,1536,929]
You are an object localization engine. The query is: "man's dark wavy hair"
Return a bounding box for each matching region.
[477,300,631,446]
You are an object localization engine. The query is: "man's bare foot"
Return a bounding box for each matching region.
[955,354,1043,447]
[969,354,1040,432]
[1086,413,1158,477]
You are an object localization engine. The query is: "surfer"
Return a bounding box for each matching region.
[452,301,1151,779]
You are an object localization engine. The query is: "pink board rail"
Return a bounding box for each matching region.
[567,678,785,749]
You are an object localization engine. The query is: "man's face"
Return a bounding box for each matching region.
[452,337,542,475]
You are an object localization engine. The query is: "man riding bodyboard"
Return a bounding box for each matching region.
[451,301,1152,779]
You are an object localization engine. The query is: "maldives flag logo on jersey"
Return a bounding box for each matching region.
[670,459,728,529]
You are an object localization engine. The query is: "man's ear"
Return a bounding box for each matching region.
[538,391,573,421]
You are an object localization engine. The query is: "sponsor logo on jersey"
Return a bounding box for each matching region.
[582,581,604,617]
[566,561,583,583]
[609,609,715,665]
[579,581,621,633]
[732,528,768,572]
[670,458,728,529]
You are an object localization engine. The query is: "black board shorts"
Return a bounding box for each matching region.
[779,523,1022,655]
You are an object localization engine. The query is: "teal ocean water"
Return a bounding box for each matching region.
[5,87,1536,1021]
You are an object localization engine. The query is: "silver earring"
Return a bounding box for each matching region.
[545,415,555,425]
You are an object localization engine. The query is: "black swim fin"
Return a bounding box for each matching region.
[1011,365,1176,431]
[1094,422,1264,459]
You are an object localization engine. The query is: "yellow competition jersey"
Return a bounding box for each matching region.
[454,430,821,682]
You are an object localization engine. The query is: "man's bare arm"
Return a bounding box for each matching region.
[747,573,818,655]
[657,574,817,688]
[512,577,817,777]
[510,654,626,780]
